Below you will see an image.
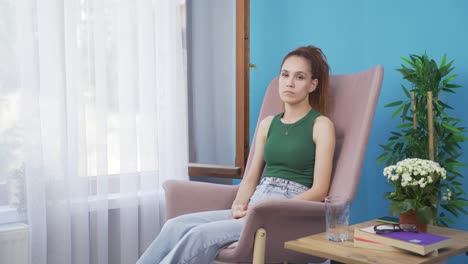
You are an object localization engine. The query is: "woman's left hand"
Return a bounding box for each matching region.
[232,204,248,219]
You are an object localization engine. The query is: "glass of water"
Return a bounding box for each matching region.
[325,195,350,242]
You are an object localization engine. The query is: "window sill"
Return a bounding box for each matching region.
[0,206,26,225]
[0,191,163,225]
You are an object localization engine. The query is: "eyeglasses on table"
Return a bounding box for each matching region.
[373,223,418,234]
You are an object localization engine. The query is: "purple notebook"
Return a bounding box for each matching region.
[380,231,450,246]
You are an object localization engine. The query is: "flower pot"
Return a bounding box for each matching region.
[399,210,428,233]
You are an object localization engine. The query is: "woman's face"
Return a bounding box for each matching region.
[279,56,318,106]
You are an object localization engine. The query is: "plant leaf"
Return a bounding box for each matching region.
[442,122,462,133]
[397,123,413,129]
[385,101,403,108]
[391,104,405,119]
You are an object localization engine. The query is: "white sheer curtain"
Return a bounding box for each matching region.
[12,0,188,263]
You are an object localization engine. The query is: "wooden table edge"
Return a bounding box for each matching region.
[284,240,366,264]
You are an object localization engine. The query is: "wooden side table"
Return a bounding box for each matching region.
[285,220,468,264]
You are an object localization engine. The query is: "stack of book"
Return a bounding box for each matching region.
[354,224,452,256]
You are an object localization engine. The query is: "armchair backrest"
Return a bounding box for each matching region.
[244,65,384,202]
[327,65,383,200]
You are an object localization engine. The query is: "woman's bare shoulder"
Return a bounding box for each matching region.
[313,115,335,138]
[314,115,334,129]
[260,115,274,125]
[258,115,275,135]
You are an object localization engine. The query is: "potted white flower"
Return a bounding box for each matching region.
[384,158,449,232]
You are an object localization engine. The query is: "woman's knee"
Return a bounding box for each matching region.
[163,216,186,231]
[166,213,193,224]
[163,214,199,231]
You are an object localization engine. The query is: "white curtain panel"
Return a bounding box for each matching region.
[13,0,188,263]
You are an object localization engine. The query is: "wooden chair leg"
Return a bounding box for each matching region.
[253,228,267,264]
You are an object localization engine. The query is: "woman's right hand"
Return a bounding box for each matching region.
[231,204,248,219]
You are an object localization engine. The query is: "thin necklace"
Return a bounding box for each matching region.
[281,117,292,136]
[282,108,312,136]
[283,123,292,136]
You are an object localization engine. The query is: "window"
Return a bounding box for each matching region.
[0,93,23,208]
[0,0,188,224]
[0,0,24,223]
[187,0,249,180]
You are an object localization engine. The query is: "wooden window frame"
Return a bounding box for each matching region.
[188,0,249,179]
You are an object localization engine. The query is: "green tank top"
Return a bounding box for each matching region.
[263,109,320,188]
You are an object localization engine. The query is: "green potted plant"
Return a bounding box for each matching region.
[378,53,468,227]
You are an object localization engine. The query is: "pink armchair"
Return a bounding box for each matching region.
[164,65,384,263]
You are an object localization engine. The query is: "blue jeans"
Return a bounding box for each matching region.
[136,177,308,264]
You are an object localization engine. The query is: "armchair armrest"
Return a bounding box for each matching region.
[217,199,326,263]
[163,180,239,220]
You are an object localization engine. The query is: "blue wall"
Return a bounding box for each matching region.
[250,1,468,262]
